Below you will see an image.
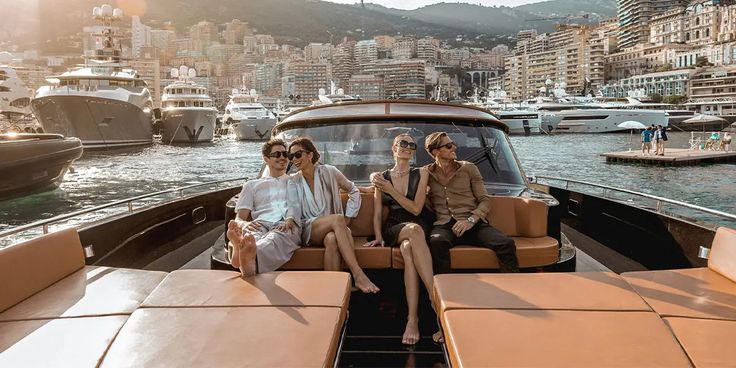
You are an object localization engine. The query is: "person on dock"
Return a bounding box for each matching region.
[423,132,519,275]
[641,127,653,155]
[656,125,667,156]
[722,132,731,152]
[228,139,302,277]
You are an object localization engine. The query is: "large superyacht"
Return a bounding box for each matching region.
[31,5,155,150]
[222,88,277,141]
[0,66,35,131]
[160,66,217,144]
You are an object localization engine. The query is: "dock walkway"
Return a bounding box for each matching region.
[602,148,736,166]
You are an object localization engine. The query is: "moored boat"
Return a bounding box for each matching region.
[160,66,217,144]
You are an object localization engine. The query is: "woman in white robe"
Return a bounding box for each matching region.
[287,137,379,294]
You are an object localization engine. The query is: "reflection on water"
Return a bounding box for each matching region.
[1,132,734,240]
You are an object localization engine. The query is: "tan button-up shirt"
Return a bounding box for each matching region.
[426,160,491,225]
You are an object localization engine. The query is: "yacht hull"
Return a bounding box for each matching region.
[546,109,668,133]
[31,95,153,150]
[231,118,276,141]
[0,134,83,200]
[497,112,542,135]
[161,108,217,144]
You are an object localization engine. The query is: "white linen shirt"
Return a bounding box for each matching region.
[235,174,292,223]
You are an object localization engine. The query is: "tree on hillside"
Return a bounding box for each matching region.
[649,93,663,103]
[663,95,688,106]
[695,56,713,67]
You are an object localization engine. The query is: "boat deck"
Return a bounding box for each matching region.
[602,148,736,166]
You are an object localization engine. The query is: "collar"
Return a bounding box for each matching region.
[427,160,462,178]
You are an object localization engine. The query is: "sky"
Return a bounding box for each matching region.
[324,0,543,10]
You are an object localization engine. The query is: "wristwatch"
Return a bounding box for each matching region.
[467,216,477,224]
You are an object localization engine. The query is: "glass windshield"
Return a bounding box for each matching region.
[275,121,525,185]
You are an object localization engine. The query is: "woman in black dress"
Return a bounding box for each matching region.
[367,133,440,345]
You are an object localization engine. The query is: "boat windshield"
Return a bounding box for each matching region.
[275,121,525,185]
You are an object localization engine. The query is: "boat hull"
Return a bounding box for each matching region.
[547,109,669,133]
[0,134,83,200]
[161,108,217,144]
[31,95,153,150]
[497,113,542,135]
[231,118,276,141]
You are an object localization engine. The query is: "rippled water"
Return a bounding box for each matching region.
[1,132,734,243]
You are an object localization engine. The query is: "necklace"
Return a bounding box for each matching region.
[390,167,410,177]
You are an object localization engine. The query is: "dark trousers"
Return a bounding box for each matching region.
[429,220,519,274]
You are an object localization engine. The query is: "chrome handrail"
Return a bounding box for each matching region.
[0,177,247,239]
[534,175,736,222]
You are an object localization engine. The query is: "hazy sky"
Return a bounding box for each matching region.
[324,0,543,10]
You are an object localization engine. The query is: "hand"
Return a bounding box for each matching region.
[452,220,474,237]
[244,220,263,232]
[363,239,384,247]
[276,218,296,233]
[344,216,352,226]
[372,175,394,194]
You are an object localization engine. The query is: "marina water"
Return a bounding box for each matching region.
[2,132,735,245]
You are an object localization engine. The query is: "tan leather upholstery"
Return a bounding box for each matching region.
[100,307,344,368]
[0,266,165,322]
[708,226,736,283]
[623,267,736,320]
[0,316,128,368]
[280,237,393,270]
[342,192,375,237]
[449,236,559,269]
[442,309,691,368]
[487,196,548,237]
[665,317,736,368]
[0,228,84,314]
[433,273,651,315]
[142,270,351,309]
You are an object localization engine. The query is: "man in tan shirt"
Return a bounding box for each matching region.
[424,131,518,273]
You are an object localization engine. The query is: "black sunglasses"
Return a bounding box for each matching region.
[288,150,309,160]
[267,151,288,159]
[436,141,456,150]
[398,140,417,150]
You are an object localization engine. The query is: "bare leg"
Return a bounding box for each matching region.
[310,215,379,293]
[323,232,341,271]
[226,220,257,277]
[400,239,420,345]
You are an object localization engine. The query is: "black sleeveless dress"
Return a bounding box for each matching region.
[381,168,432,247]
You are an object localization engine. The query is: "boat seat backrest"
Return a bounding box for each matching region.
[708,226,736,283]
[487,196,548,237]
[340,191,384,237]
[0,228,85,313]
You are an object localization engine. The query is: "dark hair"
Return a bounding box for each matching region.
[261,138,286,157]
[288,137,321,164]
[424,131,448,157]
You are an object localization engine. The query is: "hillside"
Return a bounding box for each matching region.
[1,0,618,52]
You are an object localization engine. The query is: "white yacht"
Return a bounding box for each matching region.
[160,66,217,144]
[31,5,154,150]
[222,88,276,141]
[0,66,38,132]
[535,103,669,133]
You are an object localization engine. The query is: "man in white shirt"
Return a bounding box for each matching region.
[227,139,301,276]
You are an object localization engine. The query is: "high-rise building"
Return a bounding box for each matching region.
[305,43,331,63]
[254,62,284,96]
[416,37,439,65]
[354,40,378,74]
[365,59,426,99]
[391,37,416,60]
[331,40,356,89]
[128,58,161,107]
[348,74,384,100]
[288,63,330,100]
[131,16,152,58]
[223,19,250,45]
[617,0,688,49]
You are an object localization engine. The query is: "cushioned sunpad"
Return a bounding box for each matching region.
[142,270,351,309]
[623,268,736,320]
[442,309,690,368]
[433,272,651,315]
[0,266,165,322]
[665,317,736,368]
[0,315,128,368]
[100,307,344,368]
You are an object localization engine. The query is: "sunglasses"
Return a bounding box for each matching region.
[435,141,456,150]
[398,140,417,150]
[267,151,288,159]
[288,150,309,160]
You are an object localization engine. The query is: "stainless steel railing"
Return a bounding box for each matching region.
[0,177,247,239]
[533,175,736,225]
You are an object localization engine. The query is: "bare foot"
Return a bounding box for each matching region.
[402,318,420,345]
[226,220,257,277]
[226,221,242,269]
[354,273,380,294]
[432,330,444,344]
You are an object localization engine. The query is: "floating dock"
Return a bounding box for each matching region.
[602,148,736,166]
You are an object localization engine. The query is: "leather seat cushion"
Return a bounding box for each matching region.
[343,192,375,237]
[622,267,736,320]
[709,226,736,282]
[0,228,85,313]
[442,309,691,368]
[0,266,166,322]
[142,270,351,310]
[280,237,392,270]
[100,307,344,368]
[448,236,559,269]
[0,315,128,368]
[433,272,651,315]
[664,317,736,368]
[487,196,548,237]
